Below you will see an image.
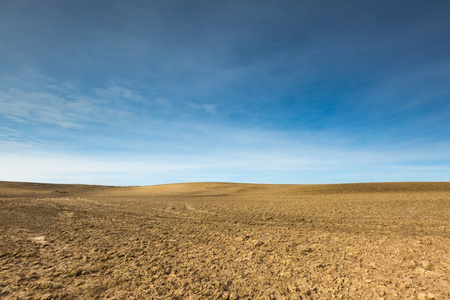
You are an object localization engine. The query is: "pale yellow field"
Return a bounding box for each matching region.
[1,181,449,299]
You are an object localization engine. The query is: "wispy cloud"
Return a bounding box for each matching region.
[0,81,137,129]
[93,86,144,103]
[1,122,449,185]
[186,102,217,115]
[0,89,82,129]
[0,126,63,150]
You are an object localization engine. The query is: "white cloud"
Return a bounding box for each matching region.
[186,102,217,115]
[0,89,80,128]
[0,84,136,129]
[0,126,62,149]
[1,127,448,185]
[93,86,143,102]
[1,69,448,185]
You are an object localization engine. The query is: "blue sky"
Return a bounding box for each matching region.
[1,0,449,185]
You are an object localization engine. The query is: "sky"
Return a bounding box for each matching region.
[1,0,449,185]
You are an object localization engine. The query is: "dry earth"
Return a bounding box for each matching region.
[1,181,449,299]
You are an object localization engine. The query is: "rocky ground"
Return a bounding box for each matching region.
[1,181,449,299]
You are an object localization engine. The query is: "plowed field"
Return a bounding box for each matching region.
[1,181,449,299]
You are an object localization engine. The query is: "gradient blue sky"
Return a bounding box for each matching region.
[1,0,449,185]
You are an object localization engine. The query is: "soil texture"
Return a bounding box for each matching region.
[1,181,449,299]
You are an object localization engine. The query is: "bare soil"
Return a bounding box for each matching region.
[1,181,449,299]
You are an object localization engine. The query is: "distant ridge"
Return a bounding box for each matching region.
[2,181,448,199]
